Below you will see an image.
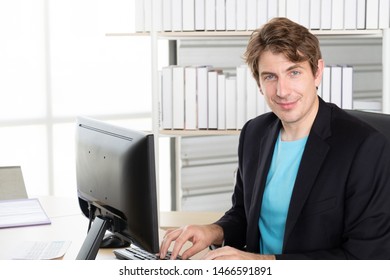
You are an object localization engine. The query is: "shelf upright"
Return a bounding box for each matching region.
[150,0,161,210]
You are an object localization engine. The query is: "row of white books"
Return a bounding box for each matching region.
[159,65,353,131]
[135,0,390,32]
[319,65,353,110]
[286,0,390,30]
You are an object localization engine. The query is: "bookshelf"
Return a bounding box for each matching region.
[130,0,390,211]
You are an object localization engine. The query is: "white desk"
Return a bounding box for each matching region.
[0,196,223,260]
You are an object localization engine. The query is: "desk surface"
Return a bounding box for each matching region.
[0,196,223,260]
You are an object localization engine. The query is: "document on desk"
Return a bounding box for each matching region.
[0,198,51,228]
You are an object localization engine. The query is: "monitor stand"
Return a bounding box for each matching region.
[76,216,109,260]
[100,234,130,248]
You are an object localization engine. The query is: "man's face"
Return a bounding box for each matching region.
[258,51,323,129]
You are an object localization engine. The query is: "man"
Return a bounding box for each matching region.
[159,17,390,260]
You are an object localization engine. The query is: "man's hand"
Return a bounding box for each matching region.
[159,224,224,260]
[203,246,276,260]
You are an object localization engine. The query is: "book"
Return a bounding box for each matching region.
[357,0,366,29]
[299,0,310,28]
[344,0,357,30]
[217,73,226,129]
[236,65,247,129]
[331,0,344,30]
[342,66,353,109]
[366,0,379,29]
[286,0,299,24]
[185,66,197,129]
[183,0,195,31]
[144,0,152,32]
[154,0,163,31]
[134,0,144,32]
[163,0,172,31]
[246,66,258,120]
[267,0,278,20]
[226,76,237,129]
[172,0,183,31]
[197,66,210,129]
[226,0,237,31]
[208,70,220,129]
[247,0,258,30]
[195,0,205,30]
[161,66,173,129]
[321,66,331,103]
[173,66,185,129]
[257,0,268,26]
[237,0,247,31]
[205,0,216,30]
[216,0,226,30]
[330,65,342,108]
[0,198,51,228]
[309,0,321,29]
[321,0,332,30]
[379,0,390,29]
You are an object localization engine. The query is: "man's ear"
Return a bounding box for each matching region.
[315,59,324,88]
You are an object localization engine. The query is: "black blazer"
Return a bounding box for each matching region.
[215,98,390,259]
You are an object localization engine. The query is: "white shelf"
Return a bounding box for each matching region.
[108,29,383,39]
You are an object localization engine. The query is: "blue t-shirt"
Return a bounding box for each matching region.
[259,132,308,254]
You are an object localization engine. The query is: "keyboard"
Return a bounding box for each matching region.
[114,244,181,260]
[13,240,71,260]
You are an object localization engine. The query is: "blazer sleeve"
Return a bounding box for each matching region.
[214,121,250,250]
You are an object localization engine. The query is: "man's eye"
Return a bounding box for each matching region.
[264,74,276,80]
[290,70,300,76]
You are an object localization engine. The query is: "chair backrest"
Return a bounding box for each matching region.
[346,110,390,143]
[0,166,28,200]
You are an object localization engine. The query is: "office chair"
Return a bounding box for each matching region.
[0,166,28,200]
[346,110,390,143]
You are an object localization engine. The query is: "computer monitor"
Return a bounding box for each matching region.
[75,116,159,260]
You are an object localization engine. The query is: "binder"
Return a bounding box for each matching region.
[185,66,197,129]
[236,65,247,129]
[172,0,183,31]
[366,0,379,29]
[173,66,185,129]
[341,66,353,110]
[195,0,205,30]
[344,0,357,30]
[226,0,237,31]
[330,65,342,108]
[218,74,227,129]
[226,77,237,129]
[216,0,226,30]
[321,0,332,30]
[205,0,216,30]
[208,70,220,129]
[197,66,210,129]
[161,66,173,129]
[183,0,195,31]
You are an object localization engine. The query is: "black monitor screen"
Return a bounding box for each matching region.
[75,116,159,259]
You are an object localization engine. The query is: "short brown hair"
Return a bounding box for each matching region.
[244,17,322,87]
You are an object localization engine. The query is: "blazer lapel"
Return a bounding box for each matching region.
[246,119,281,251]
[283,99,332,249]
